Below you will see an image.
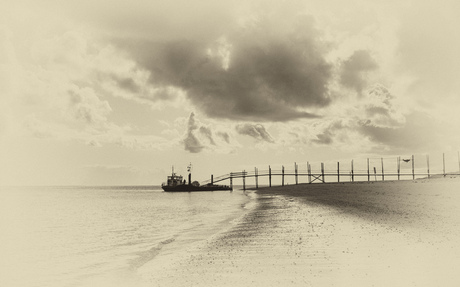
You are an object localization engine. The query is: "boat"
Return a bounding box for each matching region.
[161,165,232,192]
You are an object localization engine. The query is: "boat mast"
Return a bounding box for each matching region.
[187,163,192,185]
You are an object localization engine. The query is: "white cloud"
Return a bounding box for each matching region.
[0,21,183,150]
[235,123,274,143]
[67,86,112,126]
[339,50,378,95]
[182,112,238,153]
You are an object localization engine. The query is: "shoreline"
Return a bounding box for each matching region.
[136,189,257,283]
[143,177,460,286]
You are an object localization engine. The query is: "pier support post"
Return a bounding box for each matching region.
[374,167,377,181]
[381,158,384,181]
[367,158,370,182]
[230,174,233,190]
[397,157,400,180]
[211,174,213,185]
[426,155,430,178]
[282,165,285,186]
[351,160,354,182]
[295,162,298,185]
[269,165,272,187]
[321,163,325,183]
[255,167,258,189]
[443,153,446,177]
[307,162,311,184]
[412,155,415,180]
[243,170,246,191]
[337,162,340,183]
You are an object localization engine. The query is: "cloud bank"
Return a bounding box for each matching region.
[4,0,460,155]
[115,11,332,122]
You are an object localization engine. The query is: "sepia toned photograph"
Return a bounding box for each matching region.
[1,0,460,286]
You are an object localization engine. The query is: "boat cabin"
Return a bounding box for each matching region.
[165,173,185,186]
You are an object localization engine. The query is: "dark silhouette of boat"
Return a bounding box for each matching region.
[161,165,232,192]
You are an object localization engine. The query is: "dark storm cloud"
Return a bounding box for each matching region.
[236,123,274,143]
[340,50,378,94]
[117,14,332,122]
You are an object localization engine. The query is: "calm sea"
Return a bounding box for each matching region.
[0,185,252,287]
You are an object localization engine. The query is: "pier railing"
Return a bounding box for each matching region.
[200,152,460,190]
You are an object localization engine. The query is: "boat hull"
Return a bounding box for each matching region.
[162,184,232,192]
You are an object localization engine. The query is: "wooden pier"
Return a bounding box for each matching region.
[200,152,460,190]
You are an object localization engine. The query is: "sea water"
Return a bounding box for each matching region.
[0,185,251,287]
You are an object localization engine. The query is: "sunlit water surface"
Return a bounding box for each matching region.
[0,186,250,287]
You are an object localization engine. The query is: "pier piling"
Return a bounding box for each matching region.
[321,163,325,183]
[282,165,285,186]
[443,153,446,177]
[337,162,340,183]
[381,158,384,181]
[295,162,298,185]
[427,155,430,178]
[269,165,272,187]
[367,158,370,182]
[351,160,354,182]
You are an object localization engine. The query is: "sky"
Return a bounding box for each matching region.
[1,0,460,185]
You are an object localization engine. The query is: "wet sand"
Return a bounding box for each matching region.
[141,177,460,286]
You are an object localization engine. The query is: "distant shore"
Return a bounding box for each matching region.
[146,176,460,286]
